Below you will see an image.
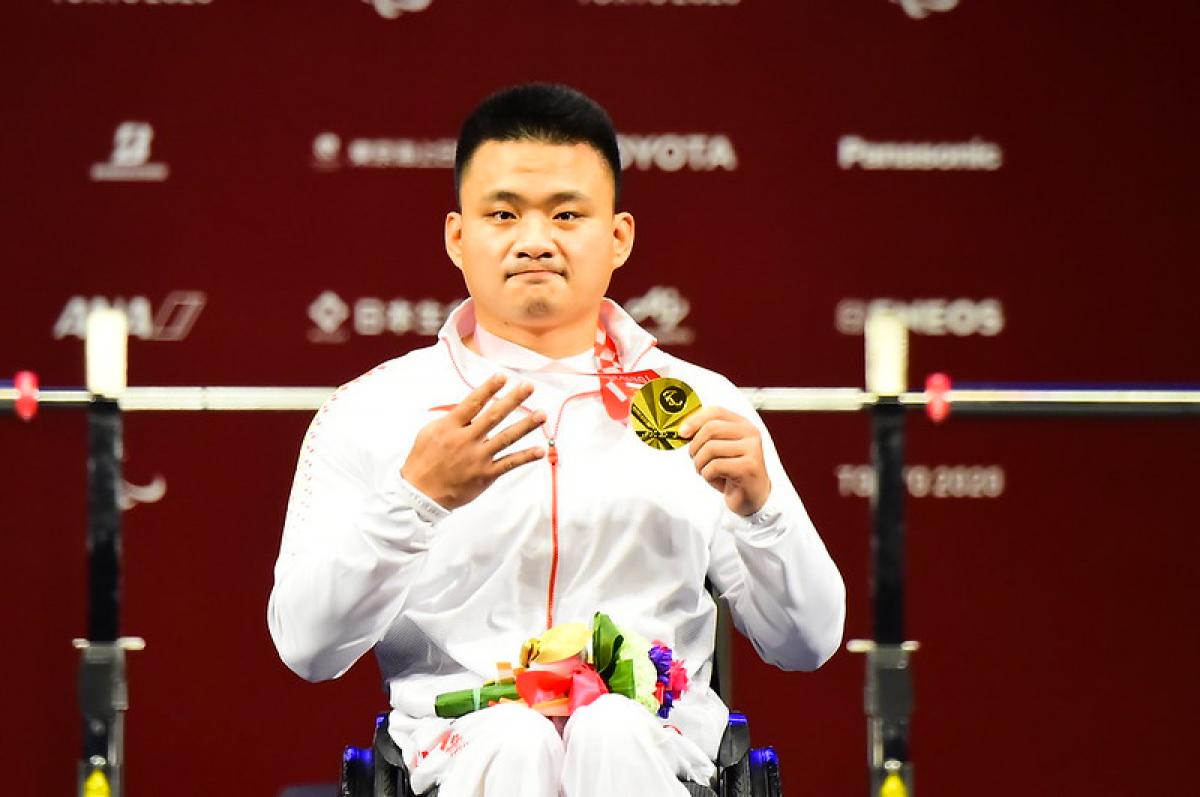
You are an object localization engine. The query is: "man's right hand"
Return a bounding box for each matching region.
[401,374,547,510]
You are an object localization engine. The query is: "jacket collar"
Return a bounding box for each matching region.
[438,298,663,389]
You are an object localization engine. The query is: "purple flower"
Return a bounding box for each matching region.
[649,643,677,718]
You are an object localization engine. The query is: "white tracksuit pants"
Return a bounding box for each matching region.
[408,695,716,796]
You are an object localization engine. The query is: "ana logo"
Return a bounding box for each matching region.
[90,122,169,182]
[617,134,737,172]
[365,0,432,19]
[53,291,206,341]
[624,286,695,345]
[308,291,461,343]
[891,0,958,19]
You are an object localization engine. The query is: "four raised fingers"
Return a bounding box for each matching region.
[486,410,547,455]
[491,444,547,476]
[470,382,536,436]
[449,374,509,426]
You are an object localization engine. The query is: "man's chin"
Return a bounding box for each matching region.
[518,298,559,319]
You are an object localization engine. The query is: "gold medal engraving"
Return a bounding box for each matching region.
[630,378,701,450]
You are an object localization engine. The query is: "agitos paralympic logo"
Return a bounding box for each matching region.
[363,0,432,18]
[891,0,958,20]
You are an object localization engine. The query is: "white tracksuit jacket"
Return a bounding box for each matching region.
[268,299,846,761]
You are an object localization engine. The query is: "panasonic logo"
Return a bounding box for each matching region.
[838,135,1002,171]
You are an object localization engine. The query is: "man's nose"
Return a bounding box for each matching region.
[514,215,556,260]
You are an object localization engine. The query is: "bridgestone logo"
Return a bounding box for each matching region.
[838,135,1002,171]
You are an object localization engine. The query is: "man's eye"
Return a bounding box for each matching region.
[488,210,516,220]
[555,211,581,221]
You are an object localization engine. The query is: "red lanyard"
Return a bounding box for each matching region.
[593,324,660,422]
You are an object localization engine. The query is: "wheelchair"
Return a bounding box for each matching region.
[339,708,782,797]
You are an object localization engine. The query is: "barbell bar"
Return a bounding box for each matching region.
[4,370,1199,420]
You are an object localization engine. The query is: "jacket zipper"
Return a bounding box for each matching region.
[545,437,560,630]
[441,330,659,632]
[537,356,656,630]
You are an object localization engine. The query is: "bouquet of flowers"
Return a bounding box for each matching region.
[434,612,689,720]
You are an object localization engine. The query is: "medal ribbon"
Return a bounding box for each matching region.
[440,320,658,423]
[593,323,659,422]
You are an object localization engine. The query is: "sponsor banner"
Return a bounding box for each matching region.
[836,463,1005,499]
[310,132,736,173]
[307,291,462,343]
[307,286,696,346]
[890,0,958,20]
[311,132,455,171]
[836,298,1004,337]
[53,292,207,341]
[618,134,736,172]
[91,122,168,182]
[837,135,1001,171]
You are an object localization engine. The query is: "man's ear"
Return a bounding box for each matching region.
[611,211,635,270]
[445,211,464,270]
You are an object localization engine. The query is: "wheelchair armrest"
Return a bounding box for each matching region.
[372,713,405,769]
[716,711,751,769]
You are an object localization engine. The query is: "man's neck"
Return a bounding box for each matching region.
[469,312,599,360]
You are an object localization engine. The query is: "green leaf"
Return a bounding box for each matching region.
[592,612,623,680]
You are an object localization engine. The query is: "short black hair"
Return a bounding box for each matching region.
[454,83,622,208]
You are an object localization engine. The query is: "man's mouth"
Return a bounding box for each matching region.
[507,268,564,279]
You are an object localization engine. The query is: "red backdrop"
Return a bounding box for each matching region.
[3,1,1198,795]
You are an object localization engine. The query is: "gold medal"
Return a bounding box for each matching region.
[630,378,701,451]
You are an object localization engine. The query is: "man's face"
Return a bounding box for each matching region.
[445,139,634,343]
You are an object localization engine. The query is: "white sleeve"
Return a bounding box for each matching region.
[266,388,448,682]
[706,399,846,671]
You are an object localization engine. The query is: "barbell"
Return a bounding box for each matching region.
[4,369,1199,420]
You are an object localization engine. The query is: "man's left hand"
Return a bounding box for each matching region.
[678,407,771,517]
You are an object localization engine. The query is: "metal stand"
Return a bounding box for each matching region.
[77,399,142,797]
[846,397,919,797]
[75,637,145,797]
[848,638,918,797]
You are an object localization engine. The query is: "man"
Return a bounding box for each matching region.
[268,83,844,796]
